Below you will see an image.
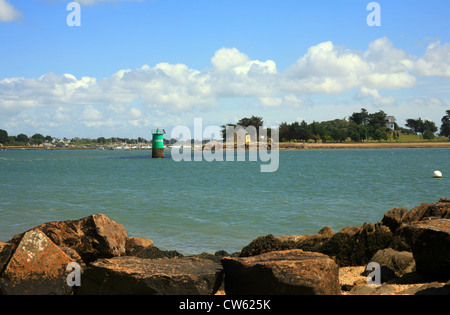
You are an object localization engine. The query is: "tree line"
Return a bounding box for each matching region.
[279,109,449,143]
[0,131,153,147]
[220,110,450,143]
[1,110,449,146]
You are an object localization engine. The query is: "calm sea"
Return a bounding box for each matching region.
[0,148,448,255]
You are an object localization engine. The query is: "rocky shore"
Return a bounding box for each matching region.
[0,198,449,295]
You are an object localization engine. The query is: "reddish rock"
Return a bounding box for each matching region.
[0,230,74,295]
[221,249,340,295]
[125,236,154,256]
[9,214,128,263]
[78,256,223,295]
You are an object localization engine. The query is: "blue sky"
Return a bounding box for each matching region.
[1,0,449,139]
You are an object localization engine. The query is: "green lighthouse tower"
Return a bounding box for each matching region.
[152,128,166,158]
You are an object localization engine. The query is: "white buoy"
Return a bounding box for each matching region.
[433,170,442,178]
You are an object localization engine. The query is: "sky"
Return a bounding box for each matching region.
[0,0,449,139]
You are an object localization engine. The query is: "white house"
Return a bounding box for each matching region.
[385,116,396,131]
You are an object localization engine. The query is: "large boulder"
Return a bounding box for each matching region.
[78,256,223,295]
[239,234,286,257]
[402,218,450,279]
[9,214,128,263]
[389,200,450,252]
[239,227,335,258]
[221,249,340,295]
[125,236,183,259]
[382,208,408,233]
[367,248,415,278]
[399,199,450,226]
[343,222,393,266]
[0,230,74,295]
[0,242,15,272]
[239,223,393,267]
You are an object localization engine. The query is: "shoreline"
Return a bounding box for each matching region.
[1,141,450,151]
[278,141,450,150]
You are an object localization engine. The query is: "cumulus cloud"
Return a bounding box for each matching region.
[0,37,449,136]
[414,41,450,77]
[0,0,22,23]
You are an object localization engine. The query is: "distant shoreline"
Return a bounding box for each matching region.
[278,141,450,150]
[1,141,450,151]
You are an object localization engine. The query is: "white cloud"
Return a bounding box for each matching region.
[82,105,102,121]
[1,37,449,136]
[414,41,450,77]
[0,0,22,23]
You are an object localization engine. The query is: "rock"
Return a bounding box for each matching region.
[397,281,450,295]
[400,203,431,224]
[382,208,408,232]
[422,200,450,219]
[239,223,392,267]
[321,223,393,266]
[319,226,361,265]
[402,218,450,279]
[349,284,396,295]
[239,234,285,257]
[128,245,183,259]
[9,214,128,263]
[189,251,233,263]
[295,226,335,253]
[0,230,74,295]
[125,236,154,257]
[221,249,340,295]
[401,200,450,224]
[239,228,335,258]
[78,256,223,295]
[367,248,415,278]
[0,242,15,273]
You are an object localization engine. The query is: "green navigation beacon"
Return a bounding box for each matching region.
[152,128,166,158]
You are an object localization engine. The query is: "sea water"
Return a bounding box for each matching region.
[0,148,448,255]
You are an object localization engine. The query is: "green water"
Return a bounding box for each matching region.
[0,148,448,255]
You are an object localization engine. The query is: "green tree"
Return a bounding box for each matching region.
[423,130,435,140]
[349,108,369,126]
[289,121,301,141]
[279,122,291,142]
[405,118,423,134]
[16,133,29,144]
[31,133,45,145]
[298,120,312,141]
[0,129,8,145]
[309,121,324,143]
[372,128,388,141]
[347,122,362,142]
[439,110,450,137]
[237,116,264,139]
[406,118,437,136]
[423,120,438,135]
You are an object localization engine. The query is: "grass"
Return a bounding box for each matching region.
[395,134,449,143]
